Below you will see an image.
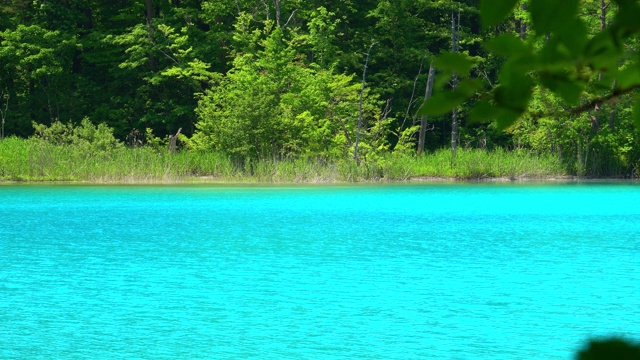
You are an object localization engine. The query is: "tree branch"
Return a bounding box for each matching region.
[569,84,640,115]
[283,9,298,30]
[480,69,494,88]
[402,55,426,130]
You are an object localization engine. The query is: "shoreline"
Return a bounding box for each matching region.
[1,175,637,186]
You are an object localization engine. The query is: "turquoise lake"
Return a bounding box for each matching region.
[1,183,639,359]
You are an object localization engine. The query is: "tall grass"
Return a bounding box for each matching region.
[381,148,568,180]
[0,137,569,183]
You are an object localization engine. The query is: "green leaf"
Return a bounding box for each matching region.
[494,75,534,113]
[469,100,494,123]
[585,29,620,57]
[613,0,640,31]
[540,73,584,105]
[417,79,481,117]
[554,18,589,57]
[470,98,522,130]
[616,66,640,90]
[613,0,636,7]
[485,34,529,58]
[529,0,579,35]
[577,338,640,360]
[494,108,522,131]
[480,0,519,29]
[433,52,476,76]
[498,58,537,86]
[584,30,623,71]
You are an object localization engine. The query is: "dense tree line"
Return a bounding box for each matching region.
[1,0,639,176]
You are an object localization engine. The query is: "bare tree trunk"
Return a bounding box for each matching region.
[0,90,8,141]
[520,3,527,40]
[451,11,460,157]
[169,128,182,153]
[401,56,425,130]
[354,42,376,164]
[593,1,611,131]
[274,0,281,27]
[418,63,435,155]
[609,79,617,131]
[600,0,608,35]
[599,0,617,131]
[598,0,608,83]
[146,0,156,69]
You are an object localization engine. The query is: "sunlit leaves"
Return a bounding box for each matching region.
[0,25,77,78]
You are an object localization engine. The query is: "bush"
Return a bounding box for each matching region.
[32,118,122,152]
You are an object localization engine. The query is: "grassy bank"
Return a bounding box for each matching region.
[0,137,569,183]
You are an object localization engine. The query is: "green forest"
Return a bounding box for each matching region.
[2,0,640,182]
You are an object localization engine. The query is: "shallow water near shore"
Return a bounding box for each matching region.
[1,183,639,359]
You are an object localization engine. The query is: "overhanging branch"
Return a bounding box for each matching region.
[569,84,640,115]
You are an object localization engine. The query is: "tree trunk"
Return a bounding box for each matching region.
[354,42,376,164]
[169,128,182,153]
[146,0,154,26]
[600,0,607,33]
[0,90,8,141]
[520,3,527,40]
[609,78,617,131]
[600,0,617,131]
[451,11,460,156]
[417,63,435,155]
[274,0,281,27]
[598,0,608,83]
[594,1,611,130]
[146,0,156,69]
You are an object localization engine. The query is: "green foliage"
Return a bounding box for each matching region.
[577,338,640,360]
[510,86,639,176]
[307,7,341,67]
[427,0,640,133]
[0,24,79,133]
[143,128,168,150]
[3,0,640,178]
[479,0,519,29]
[191,16,389,161]
[412,0,640,176]
[32,118,122,153]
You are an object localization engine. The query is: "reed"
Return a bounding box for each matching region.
[0,137,569,183]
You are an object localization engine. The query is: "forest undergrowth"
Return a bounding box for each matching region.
[0,136,568,183]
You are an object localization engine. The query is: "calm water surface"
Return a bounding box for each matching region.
[1,183,639,359]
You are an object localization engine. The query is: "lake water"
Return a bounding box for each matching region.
[1,183,639,359]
